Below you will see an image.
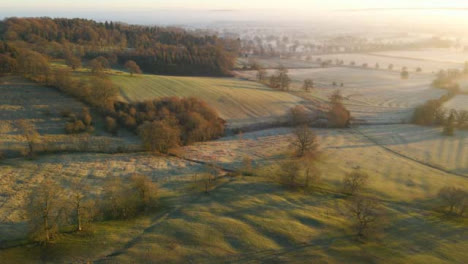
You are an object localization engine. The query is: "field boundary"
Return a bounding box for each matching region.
[354,128,468,179]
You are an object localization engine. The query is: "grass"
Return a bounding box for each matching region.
[111,73,304,128]
[357,124,468,176]
[0,126,467,263]
[237,67,445,123]
[0,75,140,158]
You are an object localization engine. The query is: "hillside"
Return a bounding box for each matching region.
[112,74,304,128]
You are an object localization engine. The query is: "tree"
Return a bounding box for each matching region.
[88,77,118,110]
[17,120,40,157]
[291,125,318,157]
[443,112,455,136]
[26,180,65,244]
[303,79,314,92]
[130,173,158,210]
[289,105,309,126]
[278,160,302,188]
[271,66,291,91]
[105,116,118,135]
[89,58,104,74]
[401,69,409,79]
[388,64,394,70]
[328,90,351,128]
[138,120,181,153]
[256,68,267,82]
[342,169,369,195]
[0,54,17,74]
[346,195,383,238]
[455,110,468,129]
[69,179,92,232]
[17,50,51,82]
[81,107,92,127]
[124,60,142,76]
[438,187,467,216]
[65,55,81,70]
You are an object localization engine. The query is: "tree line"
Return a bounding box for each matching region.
[0,17,238,76]
[26,174,159,244]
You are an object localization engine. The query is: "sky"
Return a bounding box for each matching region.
[2,0,468,11]
[1,0,468,26]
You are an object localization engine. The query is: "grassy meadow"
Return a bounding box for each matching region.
[236,67,445,124]
[111,73,304,128]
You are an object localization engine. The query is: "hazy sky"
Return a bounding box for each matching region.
[3,0,468,11]
[1,0,468,29]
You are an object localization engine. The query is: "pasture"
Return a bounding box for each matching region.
[112,74,304,128]
[444,95,468,112]
[0,76,140,157]
[1,127,466,263]
[371,48,468,64]
[310,52,463,73]
[236,67,445,123]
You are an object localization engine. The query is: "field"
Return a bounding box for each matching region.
[444,95,468,112]
[236,67,445,123]
[112,73,304,129]
[371,48,468,64]
[309,53,463,73]
[1,127,467,263]
[0,76,140,158]
[1,53,467,263]
[237,57,320,69]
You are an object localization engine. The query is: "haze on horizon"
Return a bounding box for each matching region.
[1,0,468,33]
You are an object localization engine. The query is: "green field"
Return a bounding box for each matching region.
[111,74,304,128]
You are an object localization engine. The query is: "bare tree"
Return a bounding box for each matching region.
[342,169,369,195]
[69,179,93,232]
[291,125,318,157]
[303,79,314,92]
[278,160,302,188]
[17,120,40,157]
[130,173,159,210]
[346,195,383,238]
[26,180,65,244]
[438,187,467,216]
[256,68,267,82]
